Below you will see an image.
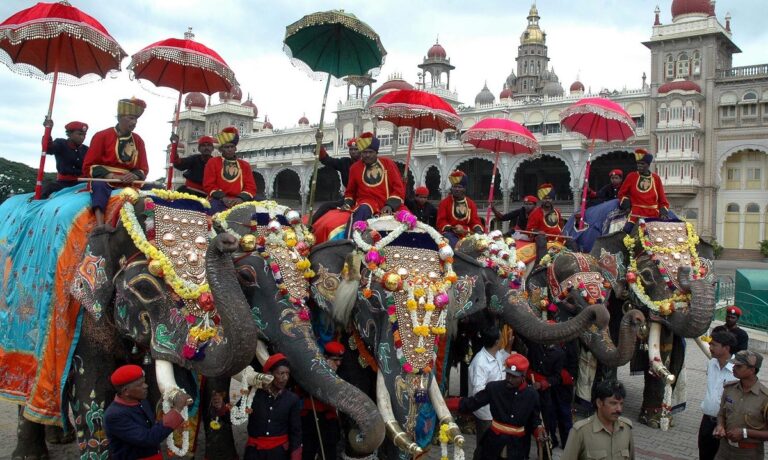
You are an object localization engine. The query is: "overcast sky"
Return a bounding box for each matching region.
[1,0,766,179]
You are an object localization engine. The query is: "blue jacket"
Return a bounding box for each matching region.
[104,399,174,460]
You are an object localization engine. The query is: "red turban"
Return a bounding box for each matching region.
[110,364,144,386]
[504,353,529,376]
[726,306,742,317]
[263,353,288,373]
[324,341,345,357]
[414,186,429,197]
[609,169,623,177]
[65,121,88,133]
[523,195,538,204]
[198,136,215,145]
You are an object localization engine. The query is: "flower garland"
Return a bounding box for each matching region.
[471,230,525,290]
[439,423,465,460]
[623,219,702,316]
[120,189,218,359]
[352,211,454,375]
[230,377,256,426]
[162,387,190,456]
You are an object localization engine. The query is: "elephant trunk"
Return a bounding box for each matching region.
[277,326,385,456]
[666,277,716,338]
[377,371,422,456]
[581,309,645,367]
[497,286,610,345]
[648,322,675,384]
[203,234,260,376]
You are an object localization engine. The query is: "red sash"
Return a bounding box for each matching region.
[247,434,289,449]
[138,453,163,460]
[491,420,525,437]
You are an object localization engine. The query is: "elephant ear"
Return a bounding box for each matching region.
[696,240,716,283]
[525,265,549,310]
[450,252,486,320]
[590,233,628,294]
[72,225,118,322]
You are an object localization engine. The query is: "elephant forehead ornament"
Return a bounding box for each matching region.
[458,230,526,290]
[119,188,218,360]
[546,252,608,305]
[215,201,315,319]
[352,211,456,377]
[623,219,704,316]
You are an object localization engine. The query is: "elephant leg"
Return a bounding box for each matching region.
[11,407,49,460]
[201,376,238,460]
[44,420,76,444]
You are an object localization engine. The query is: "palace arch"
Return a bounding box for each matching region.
[455,158,501,204]
[718,149,768,249]
[511,155,572,202]
[273,168,302,209]
[589,150,635,192]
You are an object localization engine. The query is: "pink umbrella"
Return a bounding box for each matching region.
[369,89,461,183]
[560,97,636,229]
[461,118,541,226]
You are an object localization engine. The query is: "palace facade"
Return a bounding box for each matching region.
[172,0,768,252]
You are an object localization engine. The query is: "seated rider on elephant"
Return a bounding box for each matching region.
[618,149,669,234]
[437,170,484,247]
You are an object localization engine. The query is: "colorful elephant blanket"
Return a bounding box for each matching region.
[0,184,97,425]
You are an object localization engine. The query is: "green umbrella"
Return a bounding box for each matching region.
[283,10,386,224]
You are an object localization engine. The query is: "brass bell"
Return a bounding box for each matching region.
[240,234,257,252]
[148,259,164,276]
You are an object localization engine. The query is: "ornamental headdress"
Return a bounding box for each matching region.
[117,97,146,118]
[448,170,468,187]
[634,148,653,164]
[537,183,554,200]
[356,132,379,152]
[216,126,240,146]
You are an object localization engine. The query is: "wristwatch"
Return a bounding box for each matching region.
[743,428,748,439]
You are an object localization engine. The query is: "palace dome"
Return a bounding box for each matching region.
[427,42,447,59]
[475,83,495,105]
[671,0,713,20]
[658,79,702,94]
[263,119,273,130]
[241,99,257,117]
[500,87,513,99]
[570,81,585,92]
[184,92,206,109]
[298,115,309,125]
[218,85,243,102]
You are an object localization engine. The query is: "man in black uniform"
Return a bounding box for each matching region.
[448,353,547,460]
[312,139,361,222]
[526,337,566,449]
[712,305,749,354]
[246,353,302,460]
[406,185,437,227]
[41,119,89,198]
[592,169,623,206]
[491,195,537,238]
[172,135,214,197]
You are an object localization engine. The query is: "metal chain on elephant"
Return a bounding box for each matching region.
[162,387,190,456]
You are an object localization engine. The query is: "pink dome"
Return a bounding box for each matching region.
[499,87,513,99]
[427,42,447,59]
[370,78,414,98]
[184,92,206,109]
[263,118,273,130]
[298,115,309,125]
[570,81,585,92]
[671,0,713,18]
[658,80,702,94]
[218,85,243,102]
[241,99,258,118]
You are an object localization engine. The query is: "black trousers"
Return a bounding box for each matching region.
[301,414,340,460]
[483,431,527,460]
[698,414,720,460]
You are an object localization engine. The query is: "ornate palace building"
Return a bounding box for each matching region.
[172,0,768,253]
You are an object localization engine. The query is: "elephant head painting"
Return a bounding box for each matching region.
[0,187,259,459]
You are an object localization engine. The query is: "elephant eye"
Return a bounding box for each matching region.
[237,266,259,287]
[127,274,165,304]
[639,268,655,286]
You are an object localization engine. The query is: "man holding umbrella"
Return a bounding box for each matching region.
[437,170,484,247]
[312,139,361,222]
[618,149,669,234]
[203,126,257,213]
[41,119,89,199]
[340,132,404,224]
[82,97,149,226]
[406,185,437,227]
[172,135,214,198]
[491,195,538,238]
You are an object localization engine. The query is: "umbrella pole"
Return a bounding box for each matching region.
[34,70,59,200]
[403,127,415,187]
[167,91,183,190]
[486,150,501,228]
[308,75,332,227]
[577,138,596,230]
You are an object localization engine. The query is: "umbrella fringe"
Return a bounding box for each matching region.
[282,43,383,86]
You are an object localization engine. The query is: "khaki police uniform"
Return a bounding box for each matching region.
[714,380,768,460]
[560,414,634,460]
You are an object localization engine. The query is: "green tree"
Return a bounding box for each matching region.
[0,157,56,203]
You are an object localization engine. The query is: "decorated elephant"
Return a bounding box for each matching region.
[589,219,715,429]
[193,201,386,459]
[307,213,617,459]
[0,187,260,459]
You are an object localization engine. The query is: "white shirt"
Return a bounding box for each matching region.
[468,347,510,420]
[700,356,737,416]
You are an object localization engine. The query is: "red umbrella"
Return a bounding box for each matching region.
[461,118,540,225]
[0,0,126,199]
[560,97,636,229]
[128,28,238,189]
[368,89,461,184]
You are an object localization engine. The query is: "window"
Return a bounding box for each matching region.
[418,129,434,144]
[670,106,682,121]
[742,104,757,117]
[398,130,410,146]
[659,106,668,122]
[527,123,542,134]
[692,51,701,76]
[721,106,736,118]
[747,168,762,189]
[665,55,675,80]
[378,134,392,147]
[685,104,695,121]
[633,115,645,128]
[676,52,689,78]
[743,91,758,101]
[746,203,760,213]
[726,203,739,212]
[727,168,740,180]
[444,131,458,142]
[543,123,561,134]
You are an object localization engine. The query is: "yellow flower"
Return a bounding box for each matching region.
[415,347,426,354]
[303,269,315,279]
[414,287,426,298]
[406,299,417,311]
[296,259,311,271]
[424,303,436,312]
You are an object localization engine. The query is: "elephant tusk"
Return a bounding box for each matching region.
[155,359,178,396]
[695,337,712,360]
[428,378,464,447]
[648,322,675,384]
[376,371,422,455]
[255,339,269,365]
